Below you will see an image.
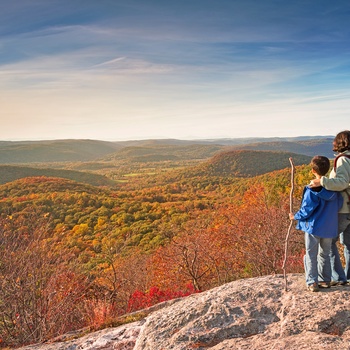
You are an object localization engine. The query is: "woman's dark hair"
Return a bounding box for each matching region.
[311,155,330,176]
[333,130,350,153]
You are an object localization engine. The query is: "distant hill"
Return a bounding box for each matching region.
[0,136,333,164]
[200,150,312,177]
[0,176,104,197]
[104,144,225,162]
[102,137,334,163]
[0,139,120,163]
[227,138,334,158]
[114,135,334,147]
[0,165,116,186]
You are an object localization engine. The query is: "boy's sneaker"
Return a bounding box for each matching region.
[307,282,319,292]
[318,282,331,288]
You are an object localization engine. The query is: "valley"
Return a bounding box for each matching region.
[0,136,329,347]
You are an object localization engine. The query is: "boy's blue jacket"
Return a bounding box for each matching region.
[294,186,343,238]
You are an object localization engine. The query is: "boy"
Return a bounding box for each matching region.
[309,130,350,285]
[289,156,343,292]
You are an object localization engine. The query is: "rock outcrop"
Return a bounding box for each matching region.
[20,274,350,349]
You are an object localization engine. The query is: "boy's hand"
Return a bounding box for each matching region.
[309,179,321,187]
[289,213,294,220]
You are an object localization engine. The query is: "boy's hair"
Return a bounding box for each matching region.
[333,130,350,153]
[311,156,330,176]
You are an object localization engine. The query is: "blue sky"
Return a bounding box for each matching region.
[1,0,350,141]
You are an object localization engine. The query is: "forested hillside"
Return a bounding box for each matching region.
[0,165,116,186]
[227,138,334,158]
[0,136,333,164]
[199,150,312,177]
[0,139,120,163]
[0,141,320,347]
[103,144,224,162]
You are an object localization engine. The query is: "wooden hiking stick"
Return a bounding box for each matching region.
[282,157,295,291]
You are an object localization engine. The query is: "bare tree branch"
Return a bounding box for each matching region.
[282,157,295,291]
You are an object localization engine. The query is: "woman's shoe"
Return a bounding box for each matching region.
[330,280,348,286]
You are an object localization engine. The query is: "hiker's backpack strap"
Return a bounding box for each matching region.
[334,154,350,172]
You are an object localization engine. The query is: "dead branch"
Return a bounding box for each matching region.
[282,157,295,291]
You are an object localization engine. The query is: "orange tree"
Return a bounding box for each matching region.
[147,183,304,296]
[228,184,304,277]
[148,210,245,293]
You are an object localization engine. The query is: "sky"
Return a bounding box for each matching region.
[1,0,350,141]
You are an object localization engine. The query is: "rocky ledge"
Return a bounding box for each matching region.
[20,274,350,349]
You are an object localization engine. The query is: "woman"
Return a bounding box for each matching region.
[310,130,350,285]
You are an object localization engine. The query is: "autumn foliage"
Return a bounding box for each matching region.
[0,161,310,347]
[127,285,198,313]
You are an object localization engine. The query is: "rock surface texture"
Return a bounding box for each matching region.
[20,274,350,350]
